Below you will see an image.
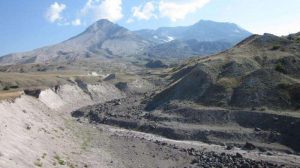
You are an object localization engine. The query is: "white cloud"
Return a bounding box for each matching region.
[132,2,156,20]
[72,19,81,26]
[81,0,123,22]
[45,2,66,23]
[159,0,210,22]
[126,18,134,24]
[81,0,95,16]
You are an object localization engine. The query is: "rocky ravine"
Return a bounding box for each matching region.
[1,81,300,168]
[72,91,300,168]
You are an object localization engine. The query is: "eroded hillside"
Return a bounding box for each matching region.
[147,33,300,111]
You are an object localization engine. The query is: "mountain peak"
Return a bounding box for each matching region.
[193,19,239,28]
[196,19,216,23]
[95,19,114,25]
[86,19,120,33]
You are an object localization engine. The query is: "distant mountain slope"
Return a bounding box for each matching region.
[0,19,251,65]
[146,33,300,111]
[135,20,251,44]
[145,39,232,58]
[0,19,151,65]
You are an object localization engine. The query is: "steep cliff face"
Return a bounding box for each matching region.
[38,83,124,112]
[0,83,124,167]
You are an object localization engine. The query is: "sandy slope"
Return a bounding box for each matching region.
[0,83,123,168]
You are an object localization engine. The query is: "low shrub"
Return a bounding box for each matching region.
[3,86,9,91]
[275,63,286,73]
[10,85,19,89]
[271,45,281,50]
[54,155,65,165]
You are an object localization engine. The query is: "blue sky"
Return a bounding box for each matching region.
[0,0,300,56]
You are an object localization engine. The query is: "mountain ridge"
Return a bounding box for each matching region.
[0,19,251,65]
[135,20,251,44]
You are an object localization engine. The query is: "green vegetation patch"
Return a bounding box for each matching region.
[275,63,286,74]
[34,158,43,167]
[54,154,66,165]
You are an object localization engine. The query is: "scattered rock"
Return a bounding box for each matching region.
[243,142,256,150]
[226,145,234,150]
[104,74,116,81]
[71,110,85,118]
[115,82,128,91]
[161,142,167,146]
[190,159,198,164]
[254,127,262,132]
[25,123,31,130]
[258,147,267,152]
[236,153,243,158]
[242,162,251,168]
[113,100,122,105]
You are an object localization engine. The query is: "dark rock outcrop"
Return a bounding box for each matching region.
[145,60,168,68]
[24,89,41,98]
